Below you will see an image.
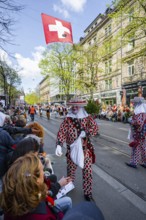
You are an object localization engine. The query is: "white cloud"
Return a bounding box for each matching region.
[14,46,45,93]
[61,0,86,12]
[53,0,86,17]
[53,4,69,18]
[0,47,46,93]
[0,49,12,66]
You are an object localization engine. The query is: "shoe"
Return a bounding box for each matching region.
[125,162,137,168]
[140,164,146,168]
[84,194,95,202]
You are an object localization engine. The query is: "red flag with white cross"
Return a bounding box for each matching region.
[41,13,73,44]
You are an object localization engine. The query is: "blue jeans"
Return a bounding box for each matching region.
[54,196,72,213]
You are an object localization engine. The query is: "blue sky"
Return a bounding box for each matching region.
[2,0,112,93]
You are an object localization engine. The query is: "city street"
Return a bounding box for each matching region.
[0,0,146,219]
[34,113,146,220]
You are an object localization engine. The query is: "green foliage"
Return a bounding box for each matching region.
[39,43,77,101]
[110,0,146,59]
[75,44,104,98]
[25,92,39,105]
[85,99,101,115]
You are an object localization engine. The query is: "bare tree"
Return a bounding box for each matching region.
[0,0,23,49]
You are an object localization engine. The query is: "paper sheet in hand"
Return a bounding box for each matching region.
[56,182,75,199]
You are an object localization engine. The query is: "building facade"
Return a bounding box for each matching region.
[39,75,75,105]
[79,0,146,106]
[39,76,50,105]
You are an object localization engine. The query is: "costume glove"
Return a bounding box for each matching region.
[55,145,63,157]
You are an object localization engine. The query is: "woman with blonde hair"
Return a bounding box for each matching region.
[0,153,58,219]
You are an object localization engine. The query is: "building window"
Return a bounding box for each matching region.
[105,59,112,74]
[105,24,111,37]
[129,9,134,22]
[94,37,96,42]
[105,41,112,53]
[128,38,135,51]
[128,61,134,76]
[116,77,119,87]
[105,79,112,90]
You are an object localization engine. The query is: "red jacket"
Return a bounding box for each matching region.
[4,201,57,220]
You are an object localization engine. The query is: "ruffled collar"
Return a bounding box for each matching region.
[66,107,88,119]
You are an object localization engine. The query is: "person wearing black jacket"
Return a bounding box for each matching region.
[0,112,40,191]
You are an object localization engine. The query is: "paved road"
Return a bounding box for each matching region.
[33,114,146,220]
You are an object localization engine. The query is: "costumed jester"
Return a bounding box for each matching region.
[55,98,98,201]
[126,96,146,168]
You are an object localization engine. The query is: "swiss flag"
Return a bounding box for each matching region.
[41,13,73,44]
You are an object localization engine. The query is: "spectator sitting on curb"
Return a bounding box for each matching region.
[8,137,72,217]
[0,153,59,220]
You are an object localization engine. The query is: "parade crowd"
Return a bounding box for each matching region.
[0,100,104,220]
[98,103,134,123]
[0,95,146,220]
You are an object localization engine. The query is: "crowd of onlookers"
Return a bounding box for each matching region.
[0,103,104,220]
[0,101,134,124]
[98,103,134,123]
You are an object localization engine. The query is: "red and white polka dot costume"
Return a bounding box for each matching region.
[56,113,98,197]
[130,113,146,165]
[126,97,146,168]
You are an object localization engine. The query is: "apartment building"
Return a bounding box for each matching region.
[39,75,75,104]
[120,0,146,104]
[79,0,146,105]
[38,76,50,104]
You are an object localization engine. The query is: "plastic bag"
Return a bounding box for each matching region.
[127,128,134,141]
[70,134,84,169]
